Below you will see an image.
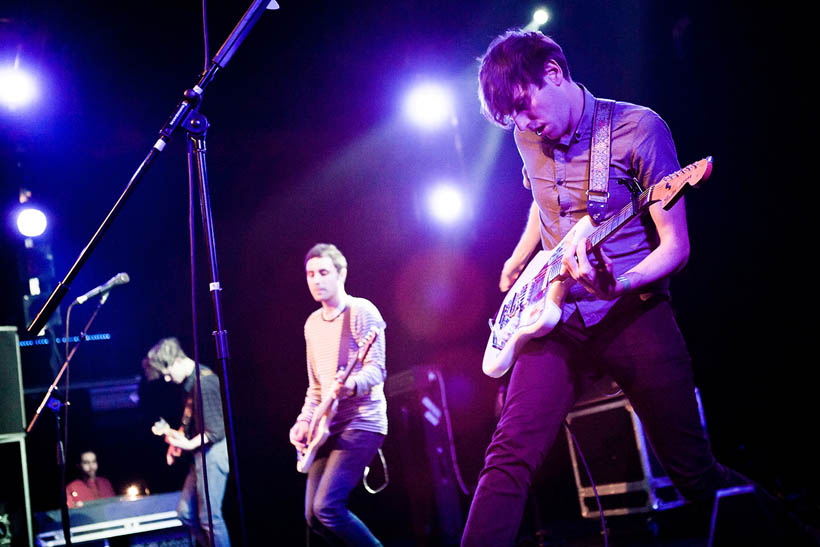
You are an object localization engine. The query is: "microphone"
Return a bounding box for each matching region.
[74,273,130,304]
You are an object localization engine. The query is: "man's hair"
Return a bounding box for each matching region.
[142,337,187,381]
[304,243,347,273]
[478,30,571,129]
[78,450,97,464]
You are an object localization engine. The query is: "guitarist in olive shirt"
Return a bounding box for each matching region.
[289,243,387,546]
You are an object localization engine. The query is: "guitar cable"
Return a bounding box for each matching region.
[564,421,609,547]
[362,370,471,496]
[433,370,473,496]
[363,448,389,494]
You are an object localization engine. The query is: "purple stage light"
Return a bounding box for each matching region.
[404,82,454,130]
[427,183,464,225]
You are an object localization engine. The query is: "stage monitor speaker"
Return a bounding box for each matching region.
[708,485,817,546]
[0,326,25,435]
[386,366,463,546]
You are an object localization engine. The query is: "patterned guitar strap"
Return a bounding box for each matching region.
[587,98,615,224]
[337,305,352,375]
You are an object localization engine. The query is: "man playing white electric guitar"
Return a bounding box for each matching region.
[289,243,387,546]
[462,30,750,546]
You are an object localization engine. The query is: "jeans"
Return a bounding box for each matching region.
[178,439,231,547]
[462,296,733,547]
[305,429,384,546]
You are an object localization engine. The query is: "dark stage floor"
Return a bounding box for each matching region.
[370,493,820,547]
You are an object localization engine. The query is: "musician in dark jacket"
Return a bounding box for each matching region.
[143,337,231,547]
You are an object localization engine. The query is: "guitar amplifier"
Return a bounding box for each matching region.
[565,389,707,518]
[0,327,25,435]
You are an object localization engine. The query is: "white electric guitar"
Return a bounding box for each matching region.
[296,327,379,473]
[482,157,713,379]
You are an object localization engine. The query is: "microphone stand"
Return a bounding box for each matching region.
[25,0,276,336]
[27,292,112,547]
[23,2,277,544]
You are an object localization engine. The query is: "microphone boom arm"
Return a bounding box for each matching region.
[25,0,273,336]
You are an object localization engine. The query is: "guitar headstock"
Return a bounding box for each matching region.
[356,327,380,361]
[652,157,713,210]
[151,417,170,437]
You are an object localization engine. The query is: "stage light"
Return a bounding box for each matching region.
[427,183,464,225]
[0,66,39,110]
[533,8,550,26]
[404,82,454,130]
[124,484,149,499]
[16,207,48,237]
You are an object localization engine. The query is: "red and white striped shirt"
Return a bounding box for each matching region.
[297,296,387,435]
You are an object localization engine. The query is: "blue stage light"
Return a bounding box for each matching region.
[0,66,39,110]
[16,207,48,237]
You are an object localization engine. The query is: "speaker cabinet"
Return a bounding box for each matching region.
[0,326,25,435]
[386,366,464,546]
[565,390,706,518]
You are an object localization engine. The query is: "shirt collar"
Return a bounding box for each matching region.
[560,83,596,147]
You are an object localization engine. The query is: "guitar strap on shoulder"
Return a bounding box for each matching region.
[587,98,615,224]
[337,305,352,372]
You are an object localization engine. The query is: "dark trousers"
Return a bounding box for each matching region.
[462,296,732,546]
[305,429,385,546]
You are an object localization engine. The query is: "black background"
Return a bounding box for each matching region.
[0,1,811,544]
